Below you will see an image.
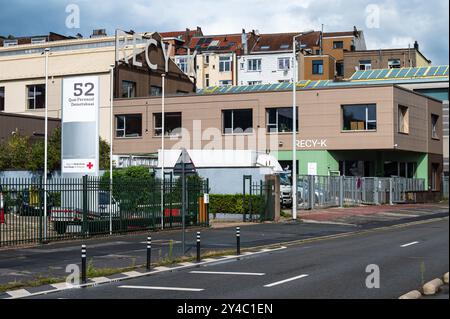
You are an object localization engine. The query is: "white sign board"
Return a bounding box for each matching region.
[308,163,318,176]
[62,76,100,176]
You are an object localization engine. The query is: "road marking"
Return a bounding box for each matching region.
[264,274,309,288]
[6,289,31,298]
[190,271,266,276]
[119,285,204,292]
[122,271,142,277]
[401,241,419,248]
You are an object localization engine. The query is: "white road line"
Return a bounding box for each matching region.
[264,274,309,288]
[190,271,266,276]
[401,241,420,248]
[6,289,32,298]
[119,285,204,292]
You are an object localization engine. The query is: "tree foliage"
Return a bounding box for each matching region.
[0,127,110,172]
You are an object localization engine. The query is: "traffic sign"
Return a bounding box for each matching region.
[173,149,197,176]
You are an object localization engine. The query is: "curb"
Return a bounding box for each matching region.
[399,290,422,299]
[399,272,449,299]
[423,278,444,296]
[2,246,287,300]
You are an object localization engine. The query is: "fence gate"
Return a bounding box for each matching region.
[297,175,340,210]
[242,176,275,222]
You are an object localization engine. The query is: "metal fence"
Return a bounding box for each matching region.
[0,176,209,247]
[443,175,449,200]
[297,175,426,210]
[243,176,276,222]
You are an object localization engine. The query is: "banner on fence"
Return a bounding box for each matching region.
[61,76,100,177]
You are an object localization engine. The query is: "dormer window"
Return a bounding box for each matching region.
[260,45,270,50]
[3,39,18,47]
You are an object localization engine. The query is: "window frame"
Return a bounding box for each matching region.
[312,60,324,75]
[115,114,143,139]
[150,85,162,96]
[121,80,137,98]
[398,105,410,134]
[342,104,377,132]
[333,41,344,49]
[153,112,183,137]
[359,60,372,71]
[219,55,232,72]
[431,114,440,140]
[222,109,253,135]
[176,57,188,73]
[266,107,298,134]
[278,57,290,71]
[247,59,262,72]
[388,59,401,69]
[27,84,46,110]
[0,87,4,112]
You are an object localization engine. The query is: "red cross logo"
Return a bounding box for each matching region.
[87,162,94,170]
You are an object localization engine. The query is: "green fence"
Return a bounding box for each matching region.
[0,176,209,247]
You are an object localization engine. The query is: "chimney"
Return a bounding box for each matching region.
[242,29,248,55]
[414,41,419,51]
[91,29,107,38]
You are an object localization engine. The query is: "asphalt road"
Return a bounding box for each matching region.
[29,218,449,299]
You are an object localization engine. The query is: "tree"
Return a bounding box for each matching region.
[0,127,110,172]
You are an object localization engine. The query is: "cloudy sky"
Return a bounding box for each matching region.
[0,0,448,64]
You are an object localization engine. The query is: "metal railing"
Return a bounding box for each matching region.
[297,175,426,210]
[0,176,209,247]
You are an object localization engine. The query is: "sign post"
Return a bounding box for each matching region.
[173,149,197,255]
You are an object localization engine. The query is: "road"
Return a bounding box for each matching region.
[28,218,449,299]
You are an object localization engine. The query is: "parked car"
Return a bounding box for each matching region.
[18,188,53,217]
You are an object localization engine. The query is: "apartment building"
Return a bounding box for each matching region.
[0,32,75,47]
[237,32,321,85]
[112,79,444,190]
[343,41,432,78]
[0,30,194,142]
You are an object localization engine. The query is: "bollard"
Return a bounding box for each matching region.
[146,236,152,271]
[236,227,241,256]
[196,232,201,263]
[81,245,87,284]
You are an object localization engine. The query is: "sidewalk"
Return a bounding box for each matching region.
[299,203,449,225]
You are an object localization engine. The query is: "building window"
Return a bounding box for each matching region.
[383,162,417,178]
[247,59,262,72]
[342,104,377,131]
[431,114,439,139]
[31,37,46,45]
[278,57,290,71]
[312,60,324,75]
[122,81,136,98]
[205,74,210,88]
[388,59,401,69]
[336,62,344,77]
[27,84,46,110]
[115,114,142,138]
[359,60,372,71]
[339,161,372,177]
[266,107,298,133]
[223,109,253,134]
[333,41,344,49]
[176,90,189,95]
[219,80,232,86]
[176,57,188,73]
[150,86,162,96]
[280,44,290,50]
[205,55,210,64]
[431,163,440,191]
[398,105,409,134]
[248,81,262,86]
[0,87,4,111]
[3,39,18,47]
[154,112,182,137]
[219,56,232,72]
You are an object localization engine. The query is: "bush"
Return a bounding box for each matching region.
[209,194,264,216]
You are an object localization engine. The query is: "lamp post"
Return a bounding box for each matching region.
[292,35,302,221]
[161,73,166,230]
[43,48,50,241]
[109,64,114,235]
[291,31,314,220]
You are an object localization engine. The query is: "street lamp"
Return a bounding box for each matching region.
[292,31,313,221]
[109,63,114,235]
[43,47,50,241]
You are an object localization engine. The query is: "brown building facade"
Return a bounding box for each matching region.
[112,84,443,190]
[0,113,60,144]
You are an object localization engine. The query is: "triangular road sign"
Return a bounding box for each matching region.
[173,149,197,176]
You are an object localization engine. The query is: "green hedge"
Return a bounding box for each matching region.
[209,194,264,215]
